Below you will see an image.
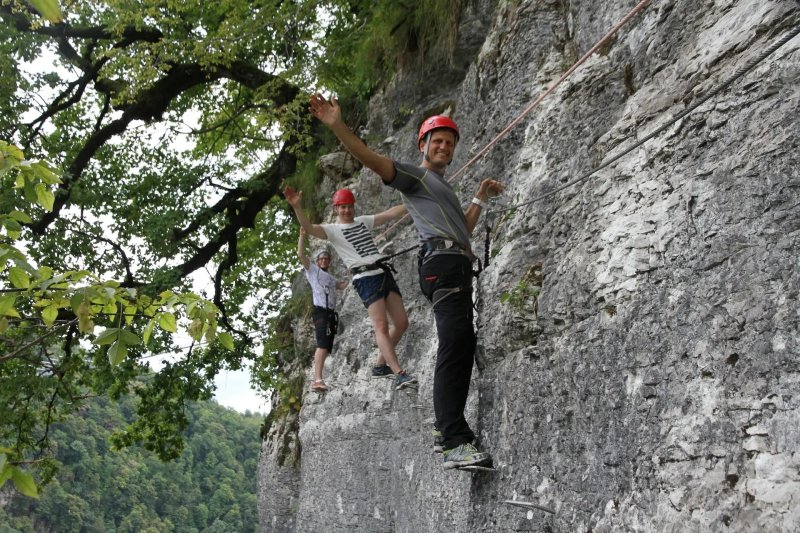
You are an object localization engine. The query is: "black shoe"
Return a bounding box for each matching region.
[371,364,394,378]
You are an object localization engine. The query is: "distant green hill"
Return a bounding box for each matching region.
[0,395,264,532]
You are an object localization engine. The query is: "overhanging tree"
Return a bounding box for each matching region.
[0,0,341,483]
[1,0,462,491]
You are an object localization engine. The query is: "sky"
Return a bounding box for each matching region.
[213,368,270,414]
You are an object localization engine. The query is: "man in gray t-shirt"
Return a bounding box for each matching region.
[309,94,503,470]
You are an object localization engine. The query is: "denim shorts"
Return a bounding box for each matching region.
[352,271,401,308]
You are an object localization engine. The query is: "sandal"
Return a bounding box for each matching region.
[310,379,329,392]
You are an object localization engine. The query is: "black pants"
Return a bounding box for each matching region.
[418,253,476,450]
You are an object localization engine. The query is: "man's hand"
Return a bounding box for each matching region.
[309,93,341,127]
[283,186,303,207]
[477,178,504,200]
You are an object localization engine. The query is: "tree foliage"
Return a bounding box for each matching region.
[0,141,230,495]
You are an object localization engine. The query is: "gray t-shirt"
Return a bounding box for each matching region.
[388,161,473,257]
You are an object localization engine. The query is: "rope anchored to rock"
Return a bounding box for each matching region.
[489,20,800,215]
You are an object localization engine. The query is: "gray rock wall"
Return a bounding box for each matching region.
[258,0,800,531]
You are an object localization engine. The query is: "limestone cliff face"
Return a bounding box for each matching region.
[258,1,800,531]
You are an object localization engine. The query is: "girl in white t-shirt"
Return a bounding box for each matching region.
[285,186,416,390]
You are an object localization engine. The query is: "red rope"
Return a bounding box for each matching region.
[377,0,651,241]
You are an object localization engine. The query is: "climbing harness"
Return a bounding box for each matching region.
[349,242,421,275]
[420,238,468,255]
[350,260,396,276]
[317,269,338,336]
[384,243,421,259]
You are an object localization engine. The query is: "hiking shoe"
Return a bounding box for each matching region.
[432,426,444,454]
[310,380,329,392]
[371,364,395,378]
[442,443,492,469]
[394,370,417,390]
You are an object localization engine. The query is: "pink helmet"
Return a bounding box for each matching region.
[332,189,355,206]
[418,115,460,144]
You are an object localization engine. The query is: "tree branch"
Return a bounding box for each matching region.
[66,226,137,286]
[0,319,78,363]
[171,140,299,281]
[30,60,299,235]
[0,6,163,43]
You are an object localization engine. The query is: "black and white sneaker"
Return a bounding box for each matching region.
[394,370,417,390]
[432,426,444,453]
[371,364,395,379]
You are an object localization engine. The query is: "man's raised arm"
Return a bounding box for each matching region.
[309,94,396,183]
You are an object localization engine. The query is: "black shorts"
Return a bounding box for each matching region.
[312,306,337,351]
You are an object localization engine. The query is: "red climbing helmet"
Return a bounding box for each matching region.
[332,189,355,206]
[418,115,460,144]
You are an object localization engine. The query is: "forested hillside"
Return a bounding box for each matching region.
[0,395,262,532]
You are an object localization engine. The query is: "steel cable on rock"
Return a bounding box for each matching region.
[375,0,653,242]
[490,19,800,215]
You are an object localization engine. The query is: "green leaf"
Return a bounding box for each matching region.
[108,340,128,366]
[0,317,8,334]
[69,293,85,314]
[124,305,137,325]
[41,305,58,326]
[8,267,30,289]
[218,331,235,351]
[8,210,32,223]
[0,294,16,316]
[10,467,38,498]
[118,329,142,346]
[2,218,21,234]
[77,299,93,333]
[67,269,91,282]
[34,183,55,212]
[22,178,37,203]
[158,312,177,332]
[11,256,35,273]
[0,464,11,487]
[204,319,217,342]
[102,301,118,315]
[27,0,64,23]
[30,162,60,184]
[188,319,203,341]
[143,318,156,345]
[93,328,119,345]
[185,299,199,316]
